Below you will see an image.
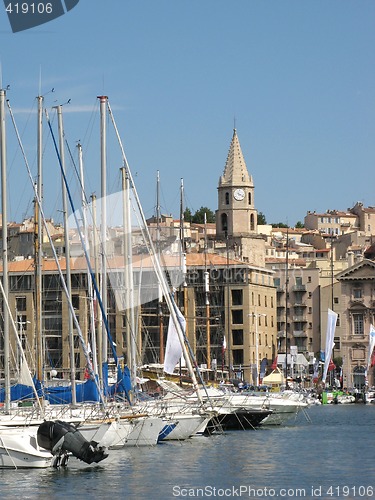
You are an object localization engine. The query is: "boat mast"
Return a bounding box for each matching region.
[78,143,98,376]
[179,178,188,383]
[91,193,102,378]
[285,227,289,388]
[204,212,211,369]
[121,166,136,391]
[98,96,108,385]
[56,104,76,405]
[35,94,43,386]
[0,87,10,412]
[156,170,164,364]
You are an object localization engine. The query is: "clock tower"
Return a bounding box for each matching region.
[216,128,257,240]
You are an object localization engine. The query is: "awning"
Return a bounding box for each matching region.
[276,353,309,367]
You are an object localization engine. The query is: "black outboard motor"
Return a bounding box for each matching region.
[37,420,108,467]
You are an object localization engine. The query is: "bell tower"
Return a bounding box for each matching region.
[216,129,257,239]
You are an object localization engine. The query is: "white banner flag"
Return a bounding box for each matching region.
[322,308,338,383]
[163,307,186,375]
[367,324,375,370]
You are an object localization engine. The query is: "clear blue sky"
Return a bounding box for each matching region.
[1,0,374,227]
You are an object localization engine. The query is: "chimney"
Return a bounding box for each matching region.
[347,251,354,268]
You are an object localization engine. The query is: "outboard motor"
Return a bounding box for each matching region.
[37,420,108,467]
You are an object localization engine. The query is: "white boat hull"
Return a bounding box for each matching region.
[0,427,52,469]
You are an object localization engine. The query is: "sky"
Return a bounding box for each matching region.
[0,0,374,227]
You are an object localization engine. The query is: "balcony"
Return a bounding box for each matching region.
[293,315,307,322]
[292,284,306,292]
[293,331,308,338]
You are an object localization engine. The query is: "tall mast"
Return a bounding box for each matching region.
[91,194,102,380]
[121,166,136,390]
[56,105,76,405]
[156,170,164,363]
[98,96,108,378]
[0,87,10,412]
[285,227,289,388]
[35,94,43,385]
[204,212,211,369]
[179,178,188,374]
[78,143,98,376]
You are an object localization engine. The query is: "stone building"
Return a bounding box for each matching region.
[325,259,375,389]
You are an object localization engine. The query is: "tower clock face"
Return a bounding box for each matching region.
[233,188,245,201]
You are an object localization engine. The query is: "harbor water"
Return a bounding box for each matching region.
[1,404,374,499]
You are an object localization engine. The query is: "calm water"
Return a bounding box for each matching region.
[1,404,375,499]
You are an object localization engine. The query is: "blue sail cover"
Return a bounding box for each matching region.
[0,379,101,405]
[107,365,132,401]
[0,383,35,403]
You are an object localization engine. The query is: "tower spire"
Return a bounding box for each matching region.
[219,128,253,187]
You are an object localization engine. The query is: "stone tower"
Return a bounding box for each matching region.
[215,129,264,265]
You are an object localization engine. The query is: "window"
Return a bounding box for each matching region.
[353,313,364,335]
[231,289,243,306]
[16,296,27,312]
[334,336,341,350]
[72,294,80,310]
[308,276,312,283]
[231,310,243,324]
[221,213,228,233]
[232,329,243,346]
[232,349,244,365]
[248,192,252,205]
[334,297,339,304]
[250,213,255,231]
[353,288,362,300]
[225,192,229,205]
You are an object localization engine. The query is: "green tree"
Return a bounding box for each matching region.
[257,211,267,225]
[271,222,289,228]
[295,221,305,228]
[183,207,193,222]
[191,207,215,224]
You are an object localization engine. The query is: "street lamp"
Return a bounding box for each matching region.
[249,312,267,386]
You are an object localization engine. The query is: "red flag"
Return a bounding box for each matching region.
[371,349,375,368]
[271,357,278,370]
[328,359,336,371]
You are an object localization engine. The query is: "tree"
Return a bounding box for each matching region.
[257,211,267,225]
[191,207,215,224]
[271,222,289,228]
[295,221,305,229]
[183,207,193,222]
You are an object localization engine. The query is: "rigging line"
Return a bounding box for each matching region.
[6,98,104,404]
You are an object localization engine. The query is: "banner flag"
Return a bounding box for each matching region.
[322,309,338,383]
[164,307,186,375]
